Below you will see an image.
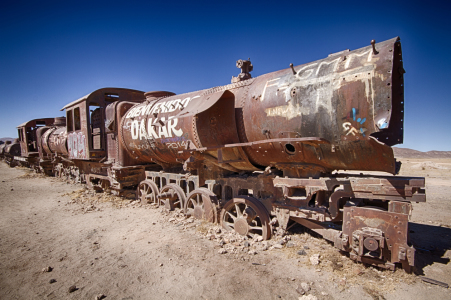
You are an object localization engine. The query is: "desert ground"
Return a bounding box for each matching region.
[0,156,450,300]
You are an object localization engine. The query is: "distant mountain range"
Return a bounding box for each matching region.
[0,138,15,144]
[393,147,451,158]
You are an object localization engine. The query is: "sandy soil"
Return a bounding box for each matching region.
[0,159,450,300]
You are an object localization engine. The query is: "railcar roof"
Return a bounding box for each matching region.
[60,87,145,111]
[16,118,54,128]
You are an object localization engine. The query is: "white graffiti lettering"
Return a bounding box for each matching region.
[342,122,359,136]
[139,120,147,140]
[67,132,87,159]
[131,120,139,139]
[166,140,188,149]
[158,121,169,138]
[129,143,153,150]
[125,95,201,119]
[167,118,183,137]
[147,119,158,139]
[129,117,184,140]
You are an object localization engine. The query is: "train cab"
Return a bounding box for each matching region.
[16,118,55,166]
[61,88,145,161]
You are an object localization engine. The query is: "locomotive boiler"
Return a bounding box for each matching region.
[121,38,403,176]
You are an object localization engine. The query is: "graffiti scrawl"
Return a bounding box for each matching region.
[343,107,367,136]
[68,132,87,159]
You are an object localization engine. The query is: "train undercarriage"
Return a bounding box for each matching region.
[91,163,424,272]
[3,154,423,272]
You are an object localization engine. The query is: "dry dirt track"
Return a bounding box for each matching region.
[0,160,450,300]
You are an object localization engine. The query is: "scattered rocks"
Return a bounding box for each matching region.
[85,204,96,212]
[297,250,307,256]
[243,241,250,247]
[95,294,106,300]
[339,277,347,286]
[218,249,227,254]
[49,279,57,284]
[258,244,269,251]
[42,266,53,272]
[299,295,317,300]
[296,286,305,295]
[301,282,310,292]
[309,254,320,265]
[278,239,286,245]
[271,244,283,250]
[248,249,257,255]
[286,241,296,248]
[352,268,364,275]
[254,236,263,242]
[68,285,77,293]
[224,244,236,252]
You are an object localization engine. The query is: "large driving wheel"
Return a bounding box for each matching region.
[137,180,159,205]
[220,196,271,240]
[158,184,186,211]
[184,188,218,223]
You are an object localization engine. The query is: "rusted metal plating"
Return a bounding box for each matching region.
[273,174,424,270]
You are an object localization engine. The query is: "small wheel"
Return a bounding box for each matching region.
[220,196,271,240]
[137,180,159,205]
[184,188,218,223]
[158,184,186,211]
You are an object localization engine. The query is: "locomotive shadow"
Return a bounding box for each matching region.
[409,222,451,275]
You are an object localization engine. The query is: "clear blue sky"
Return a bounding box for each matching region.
[1,0,449,151]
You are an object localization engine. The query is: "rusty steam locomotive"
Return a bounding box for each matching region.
[2,37,425,271]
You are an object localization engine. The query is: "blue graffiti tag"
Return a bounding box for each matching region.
[344,108,367,137]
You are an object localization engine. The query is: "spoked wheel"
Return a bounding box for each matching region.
[158,184,186,211]
[220,196,271,240]
[184,188,218,223]
[137,180,160,205]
